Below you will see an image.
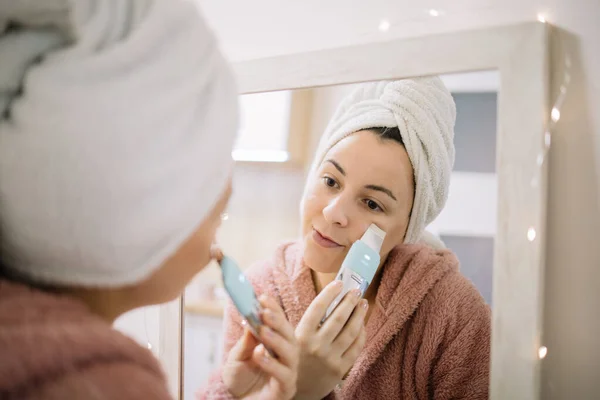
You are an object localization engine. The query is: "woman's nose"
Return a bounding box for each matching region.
[322,196,349,227]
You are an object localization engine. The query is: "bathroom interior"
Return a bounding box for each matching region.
[112,1,600,399]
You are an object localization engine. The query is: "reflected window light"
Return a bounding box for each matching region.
[235,91,292,163]
[232,149,290,163]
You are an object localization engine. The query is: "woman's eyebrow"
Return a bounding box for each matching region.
[324,159,397,201]
[325,159,345,176]
[365,184,397,201]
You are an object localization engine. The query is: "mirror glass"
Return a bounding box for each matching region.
[180,70,499,399]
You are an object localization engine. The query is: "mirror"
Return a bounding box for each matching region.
[182,70,502,400]
[127,22,548,400]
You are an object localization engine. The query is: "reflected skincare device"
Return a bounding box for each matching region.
[321,224,386,324]
[220,255,264,336]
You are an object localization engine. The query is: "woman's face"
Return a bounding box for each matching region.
[301,130,414,274]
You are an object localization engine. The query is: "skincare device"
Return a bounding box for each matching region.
[321,224,386,324]
[220,255,264,337]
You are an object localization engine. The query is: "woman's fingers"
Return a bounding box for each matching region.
[317,289,362,344]
[296,280,344,334]
[341,324,367,370]
[210,243,224,262]
[258,325,297,367]
[228,327,259,362]
[252,344,296,398]
[331,299,368,355]
[259,295,295,342]
[257,295,299,368]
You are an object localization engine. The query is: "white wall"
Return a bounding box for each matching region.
[114,306,159,349]
[197,0,600,398]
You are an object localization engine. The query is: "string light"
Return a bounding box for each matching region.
[538,346,548,359]
[429,9,441,17]
[378,20,391,32]
[536,153,545,166]
[527,227,537,242]
[144,308,154,354]
[524,15,573,368]
[530,177,539,188]
[221,212,229,221]
[551,107,561,122]
[528,23,572,267]
[144,308,164,357]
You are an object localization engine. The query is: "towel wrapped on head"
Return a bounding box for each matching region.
[0,0,238,287]
[306,77,456,247]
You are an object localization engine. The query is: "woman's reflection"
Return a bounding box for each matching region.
[203,77,491,400]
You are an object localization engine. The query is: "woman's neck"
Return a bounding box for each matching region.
[57,286,134,323]
[311,270,338,293]
[1,265,130,324]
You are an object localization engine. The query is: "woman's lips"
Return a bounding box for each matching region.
[312,229,342,248]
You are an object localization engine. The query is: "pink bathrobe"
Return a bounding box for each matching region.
[200,240,491,400]
[0,279,172,400]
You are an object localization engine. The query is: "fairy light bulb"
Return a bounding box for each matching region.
[527,227,537,242]
[537,14,547,23]
[537,153,545,166]
[378,20,390,32]
[538,346,548,359]
[551,107,561,122]
[531,177,539,188]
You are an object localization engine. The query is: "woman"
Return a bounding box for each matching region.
[0,1,298,399]
[203,78,491,399]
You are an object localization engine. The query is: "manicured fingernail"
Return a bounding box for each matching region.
[333,280,343,288]
[362,300,369,309]
[353,289,362,298]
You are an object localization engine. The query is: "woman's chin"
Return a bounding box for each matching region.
[302,239,344,274]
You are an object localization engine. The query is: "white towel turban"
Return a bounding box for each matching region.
[305,77,456,246]
[0,0,238,287]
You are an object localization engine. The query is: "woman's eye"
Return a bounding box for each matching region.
[323,177,337,188]
[365,199,382,211]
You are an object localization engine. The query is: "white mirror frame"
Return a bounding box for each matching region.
[170,22,550,400]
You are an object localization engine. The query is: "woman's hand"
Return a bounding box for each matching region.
[294,281,368,400]
[222,296,300,400]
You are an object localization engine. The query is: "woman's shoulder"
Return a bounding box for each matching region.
[410,244,491,326]
[388,244,490,319]
[0,279,169,399]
